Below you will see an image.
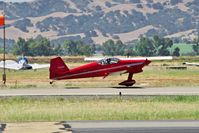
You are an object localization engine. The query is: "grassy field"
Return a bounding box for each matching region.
[0,96,199,122]
[0,56,198,88]
[0,60,199,88]
[172,43,193,55]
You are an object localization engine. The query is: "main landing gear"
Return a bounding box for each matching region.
[119,73,136,87]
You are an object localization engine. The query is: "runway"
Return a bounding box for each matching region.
[67,120,199,133]
[2,121,199,133]
[72,127,199,133]
[0,87,199,97]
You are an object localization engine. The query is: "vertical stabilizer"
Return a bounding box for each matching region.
[50,57,69,79]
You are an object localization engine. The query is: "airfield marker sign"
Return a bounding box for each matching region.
[0,16,4,26]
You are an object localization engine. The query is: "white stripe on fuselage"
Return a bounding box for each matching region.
[55,62,145,80]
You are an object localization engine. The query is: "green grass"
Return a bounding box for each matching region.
[172,43,194,55]
[0,96,199,122]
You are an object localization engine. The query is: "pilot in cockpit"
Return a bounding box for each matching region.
[98,58,119,65]
[106,58,111,64]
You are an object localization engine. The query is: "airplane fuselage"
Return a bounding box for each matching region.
[18,59,33,70]
[53,59,151,80]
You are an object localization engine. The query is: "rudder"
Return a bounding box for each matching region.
[50,57,69,79]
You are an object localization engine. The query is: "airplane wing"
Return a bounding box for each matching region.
[84,56,173,61]
[29,63,50,70]
[0,60,21,70]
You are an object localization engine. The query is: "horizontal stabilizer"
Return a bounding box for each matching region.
[30,64,50,69]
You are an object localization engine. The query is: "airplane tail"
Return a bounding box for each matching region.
[50,57,69,80]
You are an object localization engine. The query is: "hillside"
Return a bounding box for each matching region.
[0,0,198,44]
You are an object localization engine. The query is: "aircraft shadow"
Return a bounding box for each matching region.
[65,87,80,89]
[112,86,144,89]
[63,86,144,89]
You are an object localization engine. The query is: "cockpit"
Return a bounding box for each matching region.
[17,56,28,64]
[98,58,120,65]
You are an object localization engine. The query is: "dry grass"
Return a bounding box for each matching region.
[0,56,199,88]
[0,62,199,88]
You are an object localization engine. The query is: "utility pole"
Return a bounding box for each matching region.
[3,21,6,85]
[3,1,6,85]
[0,15,6,85]
[1,2,6,85]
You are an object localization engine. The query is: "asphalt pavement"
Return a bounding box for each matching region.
[72,127,199,133]
[0,87,199,97]
[65,120,199,133]
[2,121,199,133]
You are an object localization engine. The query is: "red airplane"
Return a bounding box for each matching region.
[49,57,152,86]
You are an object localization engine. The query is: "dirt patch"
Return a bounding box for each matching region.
[4,122,71,133]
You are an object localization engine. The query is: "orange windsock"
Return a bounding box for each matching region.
[0,15,5,26]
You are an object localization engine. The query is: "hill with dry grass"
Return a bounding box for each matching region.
[0,0,198,45]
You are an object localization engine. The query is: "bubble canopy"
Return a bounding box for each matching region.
[98,58,120,65]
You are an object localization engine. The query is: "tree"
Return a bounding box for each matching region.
[173,47,180,56]
[0,48,3,54]
[79,44,95,56]
[13,37,58,56]
[159,38,173,56]
[28,37,53,56]
[63,40,95,56]
[13,37,29,55]
[136,37,155,56]
[135,36,173,56]
[102,39,115,56]
[64,40,76,55]
[193,36,199,55]
[125,43,137,56]
[54,43,64,56]
[115,40,126,55]
[102,39,127,56]
[153,36,173,56]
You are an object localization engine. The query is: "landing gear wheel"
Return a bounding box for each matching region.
[50,81,54,84]
[119,80,136,87]
[119,73,136,87]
